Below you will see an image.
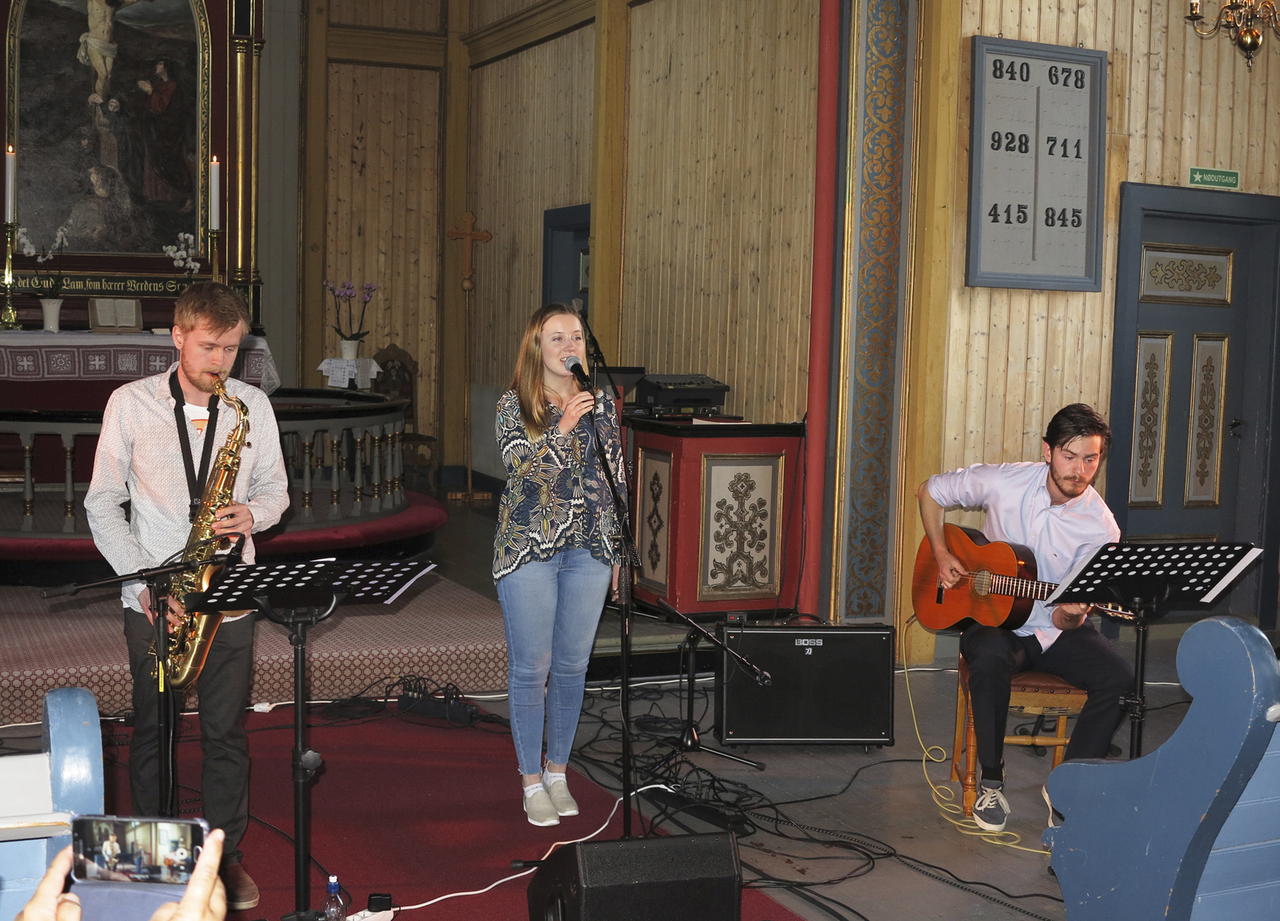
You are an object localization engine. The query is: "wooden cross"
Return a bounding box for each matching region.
[445,211,492,291]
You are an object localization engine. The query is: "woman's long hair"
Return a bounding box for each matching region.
[509,303,583,437]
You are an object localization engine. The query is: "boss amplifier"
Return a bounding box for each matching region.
[714,623,895,745]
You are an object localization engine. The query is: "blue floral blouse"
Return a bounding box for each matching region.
[492,389,628,581]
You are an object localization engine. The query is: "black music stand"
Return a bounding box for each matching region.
[187,558,434,921]
[1049,541,1261,758]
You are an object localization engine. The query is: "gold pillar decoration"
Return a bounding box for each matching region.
[233,36,250,283]
[251,39,263,289]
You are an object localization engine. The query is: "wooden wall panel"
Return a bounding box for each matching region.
[326,64,442,439]
[471,0,546,32]
[328,0,443,31]
[622,0,819,424]
[936,1,1280,503]
[468,27,595,388]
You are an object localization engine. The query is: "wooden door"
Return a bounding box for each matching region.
[1109,184,1280,624]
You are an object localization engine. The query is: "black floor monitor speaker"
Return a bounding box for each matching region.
[526,833,741,921]
[714,624,894,744]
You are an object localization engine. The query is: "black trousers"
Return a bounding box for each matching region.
[124,607,255,866]
[960,621,1133,774]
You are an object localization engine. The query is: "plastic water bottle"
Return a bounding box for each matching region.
[321,875,345,921]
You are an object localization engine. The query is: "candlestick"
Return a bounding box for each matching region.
[1,222,17,330]
[209,156,221,231]
[208,228,222,284]
[4,147,15,224]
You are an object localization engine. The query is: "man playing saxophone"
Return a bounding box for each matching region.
[85,282,288,911]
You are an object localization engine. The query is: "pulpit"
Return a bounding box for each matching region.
[626,418,804,616]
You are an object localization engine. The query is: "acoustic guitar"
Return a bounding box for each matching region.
[911,523,1131,630]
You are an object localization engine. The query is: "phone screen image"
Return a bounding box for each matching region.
[71,816,207,885]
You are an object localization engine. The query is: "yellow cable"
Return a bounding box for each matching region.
[899,615,1050,856]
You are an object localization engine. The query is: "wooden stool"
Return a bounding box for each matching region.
[950,658,1088,816]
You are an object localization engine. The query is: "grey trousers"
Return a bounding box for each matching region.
[124,607,255,866]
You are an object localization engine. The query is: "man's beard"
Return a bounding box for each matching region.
[1049,465,1093,499]
[181,358,224,395]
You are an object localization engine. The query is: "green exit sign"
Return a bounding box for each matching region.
[1188,168,1240,190]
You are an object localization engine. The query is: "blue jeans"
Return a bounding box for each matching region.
[497,548,611,775]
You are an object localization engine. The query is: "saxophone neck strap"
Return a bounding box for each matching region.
[169,370,220,523]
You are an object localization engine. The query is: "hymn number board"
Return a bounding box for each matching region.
[966,37,1108,291]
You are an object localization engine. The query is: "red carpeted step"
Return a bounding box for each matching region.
[102,709,806,921]
[0,492,447,561]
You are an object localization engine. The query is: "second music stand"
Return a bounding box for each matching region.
[1049,541,1261,757]
[187,558,434,921]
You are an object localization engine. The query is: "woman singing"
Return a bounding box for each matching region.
[493,304,625,826]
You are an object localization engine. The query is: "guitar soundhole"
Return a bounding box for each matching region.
[971,570,992,597]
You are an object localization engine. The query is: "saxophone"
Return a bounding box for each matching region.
[152,378,252,690]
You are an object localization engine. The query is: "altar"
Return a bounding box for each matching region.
[0,331,281,407]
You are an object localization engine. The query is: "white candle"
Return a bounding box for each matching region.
[209,156,221,231]
[5,146,15,223]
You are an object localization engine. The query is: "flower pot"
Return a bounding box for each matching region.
[40,298,63,333]
[339,339,360,360]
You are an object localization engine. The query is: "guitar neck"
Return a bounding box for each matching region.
[990,573,1058,602]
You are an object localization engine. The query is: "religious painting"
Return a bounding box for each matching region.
[9,0,207,256]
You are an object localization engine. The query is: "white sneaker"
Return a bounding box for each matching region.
[523,785,560,826]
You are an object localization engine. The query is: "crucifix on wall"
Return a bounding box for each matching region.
[446,211,492,502]
[446,211,492,291]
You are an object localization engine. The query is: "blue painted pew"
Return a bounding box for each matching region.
[0,687,104,919]
[1043,616,1280,921]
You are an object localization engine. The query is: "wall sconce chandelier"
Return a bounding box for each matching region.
[1187,2,1280,68]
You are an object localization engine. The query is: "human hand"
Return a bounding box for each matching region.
[14,845,80,921]
[148,828,227,921]
[556,390,597,435]
[138,80,153,94]
[932,547,968,590]
[139,588,186,627]
[212,503,254,539]
[88,93,103,105]
[1052,603,1092,631]
[610,564,621,600]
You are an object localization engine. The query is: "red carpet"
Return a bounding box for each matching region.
[103,708,806,921]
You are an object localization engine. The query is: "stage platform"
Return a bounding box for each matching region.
[0,573,507,726]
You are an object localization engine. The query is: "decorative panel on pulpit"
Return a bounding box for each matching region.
[627,418,803,616]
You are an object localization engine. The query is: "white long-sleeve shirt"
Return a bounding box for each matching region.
[926,461,1120,648]
[84,366,290,612]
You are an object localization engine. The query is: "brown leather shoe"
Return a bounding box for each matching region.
[221,862,260,911]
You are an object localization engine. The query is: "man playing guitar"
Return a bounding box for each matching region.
[917,404,1133,832]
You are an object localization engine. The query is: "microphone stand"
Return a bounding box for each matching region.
[577,373,642,838]
[652,598,768,770]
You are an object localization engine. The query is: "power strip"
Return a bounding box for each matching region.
[396,693,480,724]
[347,911,395,921]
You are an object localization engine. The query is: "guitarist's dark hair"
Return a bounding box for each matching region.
[1044,403,1112,458]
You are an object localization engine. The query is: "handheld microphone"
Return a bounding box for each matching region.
[563,355,592,388]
